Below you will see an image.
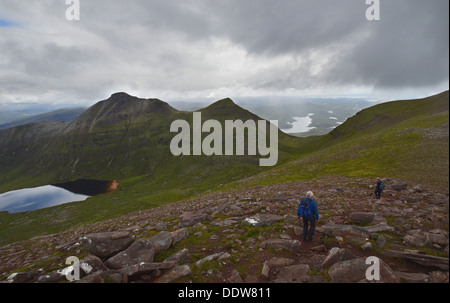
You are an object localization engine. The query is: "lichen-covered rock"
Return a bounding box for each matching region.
[80,231,134,259]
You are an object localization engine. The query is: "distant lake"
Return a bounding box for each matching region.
[0,179,118,213]
[281,114,317,133]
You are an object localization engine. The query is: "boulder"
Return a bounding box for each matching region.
[243,214,283,227]
[80,255,108,275]
[261,261,270,279]
[80,231,134,259]
[164,248,191,263]
[119,261,177,278]
[171,228,189,245]
[260,239,301,253]
[6,271,42,283]
[194,252,228,267]
[275,264,310,283]
[321,247,357,269]
[227,269,244,283]
[396,272,432,283]
[153,265,192,283]
[179,212,211,227]
[328,257,400,283]
[148,231,174,254]
[382,250,449,270]
[261,257,295,279]
[320,224,370,242]
[36,269,69,283]
[350,212,378,224]
[363,222,395,234]
[105,238,155,269]
[404,234,427,247]
[391,181,408,191]
[425,230,449,247]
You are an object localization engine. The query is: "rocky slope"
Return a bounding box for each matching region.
[1,176,448,283]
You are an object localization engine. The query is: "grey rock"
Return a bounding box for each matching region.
[321,247,357,269]
[80,231,134,259]
[404,234,427,247]
[261,261,270,279]
[321,224,370,242]
[382,250,449,270]
[329,258,400,283]
[119,261,177,278]
[194,252,227,267]
[154,265,192,283]
[396,271,432,283]
[391,181,408,191]
[361,242,373,251]
[350,212,378,224]
[80,255,108,275]
[171,228,189,245]
[363,223,395,234]
[105,238,155,269]
[154,222,168,231]
[6,271,42,283]
[179,212,211,227]
[148,231,174,254]
[164,248,191,263]
[227,269,244,283]
[275,264,310,283]
[425,231,448,247]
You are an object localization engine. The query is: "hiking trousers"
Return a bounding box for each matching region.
[302,218,316,240]
[375,189,382,199]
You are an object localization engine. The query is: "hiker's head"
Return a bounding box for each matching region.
[377,177,381,181]
[306,191,314,198]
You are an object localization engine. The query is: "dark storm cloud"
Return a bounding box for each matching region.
[0,0,448,104]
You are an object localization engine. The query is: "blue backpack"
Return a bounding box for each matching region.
[298,198,314,220]
[379,182,385,191]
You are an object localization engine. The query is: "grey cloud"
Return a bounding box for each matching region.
[0,0,448,104]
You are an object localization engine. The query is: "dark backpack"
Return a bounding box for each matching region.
[379,182,385,191]
[298,198,314,220]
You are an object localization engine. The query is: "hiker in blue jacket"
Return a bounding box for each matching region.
[297,191,319,242]
[375,177,385,199]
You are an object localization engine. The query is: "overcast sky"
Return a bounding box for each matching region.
[0,0,448,106]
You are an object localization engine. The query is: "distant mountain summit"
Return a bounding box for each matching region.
[64,92,177,133]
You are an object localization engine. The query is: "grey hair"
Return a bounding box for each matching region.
[306,191,314,198]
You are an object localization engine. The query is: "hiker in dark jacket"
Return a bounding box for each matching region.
[297,191,319,242]
[375,177,384,199]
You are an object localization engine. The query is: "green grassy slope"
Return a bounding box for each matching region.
[221,91,449,192]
